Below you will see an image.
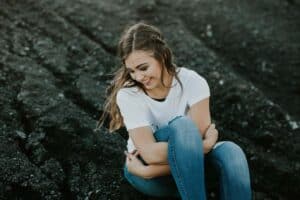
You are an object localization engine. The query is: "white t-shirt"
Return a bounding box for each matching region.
[116,67,210,152]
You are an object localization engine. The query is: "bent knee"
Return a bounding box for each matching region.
[215,141,248,167]
[168,116,198,132]
[218,141,244,154]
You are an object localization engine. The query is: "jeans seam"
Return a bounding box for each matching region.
[169,133,190,200]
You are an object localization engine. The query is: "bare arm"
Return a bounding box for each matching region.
[128,126,168,165]
[127,98,218,179]
[128,98,218,167]
[142,164,171,179]
[187,98,218,153]
[202,125,218,153]
[125,150,170,179]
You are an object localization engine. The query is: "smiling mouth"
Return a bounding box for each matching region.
[142,78,151,85]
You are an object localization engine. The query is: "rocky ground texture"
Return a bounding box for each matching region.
[0,0,299,199]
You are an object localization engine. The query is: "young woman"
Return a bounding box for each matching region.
[98,23,251,200]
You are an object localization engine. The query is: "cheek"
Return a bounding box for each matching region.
[155,68,163,79]
[149,66,162,78]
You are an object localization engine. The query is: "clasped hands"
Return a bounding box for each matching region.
[124,150,146,177]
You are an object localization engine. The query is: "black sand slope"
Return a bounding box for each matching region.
[0,0,299,199]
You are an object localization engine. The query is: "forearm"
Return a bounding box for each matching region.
[139,140,214,179]
[139,127,217,163]
[140,136,215,164]
[140,164,171,179]
[140,142,168,165]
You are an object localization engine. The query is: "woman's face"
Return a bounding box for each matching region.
[125,50,165,91]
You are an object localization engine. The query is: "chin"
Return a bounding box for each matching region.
[142,80,152,89]
[143,78,160,90]
[144,85,154,90]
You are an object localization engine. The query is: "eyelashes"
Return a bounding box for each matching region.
[140,66,148,71]
[127,66,149,74]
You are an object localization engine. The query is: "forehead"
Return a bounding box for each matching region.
[125,50,154,69]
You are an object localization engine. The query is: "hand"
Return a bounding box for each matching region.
[204,123,218,145]
[125,150,147,177]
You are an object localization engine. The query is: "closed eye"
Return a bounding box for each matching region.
[126,65,148,74]
[140,66,148,71]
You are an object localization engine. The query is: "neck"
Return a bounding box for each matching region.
[146,72,173,99]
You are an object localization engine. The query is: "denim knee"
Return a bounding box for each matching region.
[214,141,250,181]
[167,116,203,152]
[218,141,243,153]
[216,141,247,165]
[168,115,190,125]
[154,116,198,142]
[213,141,251,198]
[167,116,199,134]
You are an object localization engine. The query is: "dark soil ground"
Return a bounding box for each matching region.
[0,0,299,199]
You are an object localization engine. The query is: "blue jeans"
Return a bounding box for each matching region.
[124,116,251,200]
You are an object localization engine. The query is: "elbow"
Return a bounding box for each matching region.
[142,174,154,179]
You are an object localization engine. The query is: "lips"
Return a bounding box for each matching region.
[142,78,151,85]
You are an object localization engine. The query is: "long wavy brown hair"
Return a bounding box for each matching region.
[97,22,182,132]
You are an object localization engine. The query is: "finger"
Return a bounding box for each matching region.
[211,129,218,135]
[124,151,134,160]
[130,154,139,160]
[206,124,214,132]
[132,149,138,154]
[133,150,140,156]
[127,153,134,159]
[210,123,215,129]
[124,150,129,156]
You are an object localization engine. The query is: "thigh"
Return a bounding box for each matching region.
[206,141,250,182]
[124,166,180,198]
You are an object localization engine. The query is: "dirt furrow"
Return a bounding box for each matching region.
[175,0,300,120]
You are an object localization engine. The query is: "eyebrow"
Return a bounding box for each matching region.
[126,63,147,72]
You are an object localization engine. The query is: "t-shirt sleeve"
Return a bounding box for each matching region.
[116,89,151,130]
[186,70,210,106]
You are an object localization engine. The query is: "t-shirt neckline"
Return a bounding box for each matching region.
[142,75,177,103]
